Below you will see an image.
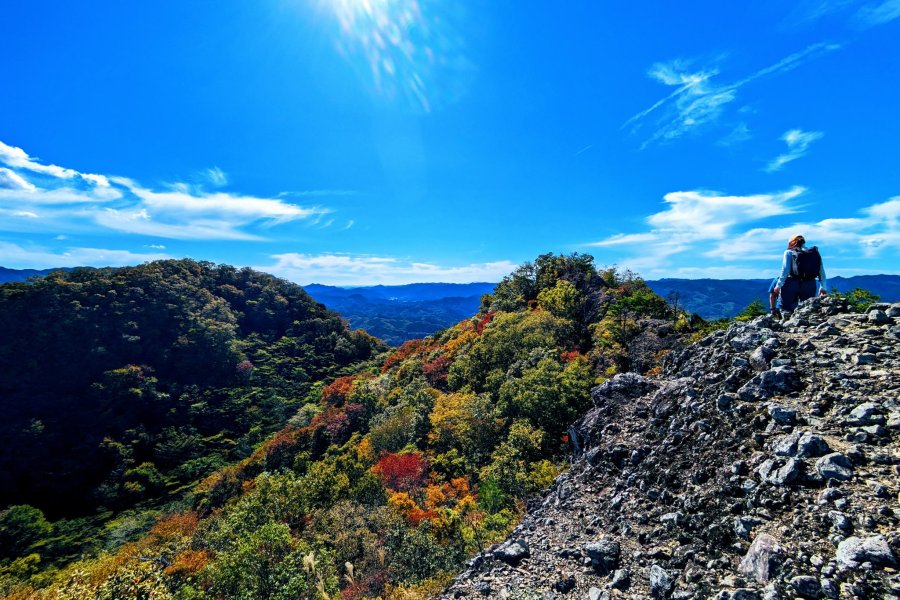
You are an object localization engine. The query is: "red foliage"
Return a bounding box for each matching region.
[422,354,451,387]
[560,350,581,363]
[380,339,439,373]
[475,311,495,334]
[321,375,356,406]
[373,452,428,492]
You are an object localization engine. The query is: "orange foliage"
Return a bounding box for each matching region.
[442,329,477,358]
[164,549,210,577]
[321,375,356,406]
[149,512,199,542]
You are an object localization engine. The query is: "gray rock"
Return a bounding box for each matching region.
[649,564,675,599]
[835,535,898,569]
[750,346,775,371]
[584,539,620,575]
[790,575,821,598]
[737,366,801,401]
[868,309,890,324]
[494,539,530,564]
[819,578,837,599]
[827,511,853,534]
[773,432,802,456]
[815,453,853,481]
[610,568,630,590]
[590,372,658,407]
[758,457,803,485]
[474,581,491,596]
[796,433,830,458]
[734,516,764,539]
[768,405,797,425]
[588,588,605,600]
[847,402,882,425]
[739,534,783,584]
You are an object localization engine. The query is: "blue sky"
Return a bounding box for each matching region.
[2,0,899,284]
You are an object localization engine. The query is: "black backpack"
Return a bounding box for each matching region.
[791,246,822,281]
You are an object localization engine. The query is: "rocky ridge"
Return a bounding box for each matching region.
[442,296,900,599]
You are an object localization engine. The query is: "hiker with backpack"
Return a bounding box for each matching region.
[772,235,827,314]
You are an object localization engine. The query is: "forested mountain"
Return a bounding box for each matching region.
[0,268,71,284]
[0,254,697,599]
[0,260,383,579]
[304,283,496,346]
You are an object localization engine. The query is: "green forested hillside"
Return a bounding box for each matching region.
[0,260,383,575]
[1,254,693,599]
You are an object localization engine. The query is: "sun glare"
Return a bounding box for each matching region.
[322,0,470,112]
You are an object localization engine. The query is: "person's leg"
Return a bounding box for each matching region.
[780,279,800,312]
[797,279,817,303]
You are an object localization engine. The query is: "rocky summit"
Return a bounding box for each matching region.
[442,296,900,600]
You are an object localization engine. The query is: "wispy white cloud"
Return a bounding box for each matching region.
[586,191,900,278]
[855,0,900,26]
[717,123,752,147]
[0,141,110,187]
[0,140,332,241]
[0,241,170,269]
[0,168,36,191]
[765,129,825,172]
[259,253,518,286]
[204,167,228,187]
[626,43,840,147]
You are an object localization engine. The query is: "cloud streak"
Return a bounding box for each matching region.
[0,140,331,241]
[586,189,900,278]
[765,129,825,172]
[626,43,840,147]
[259,253,518,286]
[0,241,170,269]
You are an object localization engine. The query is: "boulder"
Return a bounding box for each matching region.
[815,453,853,481]
[835,535,897,570]
[739,534,783,584]
[493,539,530,564]
[649,564,675,599]
[585,539,620,575]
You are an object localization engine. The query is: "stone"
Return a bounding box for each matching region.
[584,539,620,575]
[827,511,852,534]
[768,405,797,425]
[739,534,783,584]
[588,588,604,600]
[649,564,675,599]
[493,539,530,564]
[474,581,491,596]
[790,575,821,598]
[734,516,764,539]
[847,402,882,425]
[868,309,890,324]
[737,366,801,401]
[815,453,853,481]
[758,457,803,485]
[750,346,775,371]
[610,568,630,589]
[796,433,830,458]
[835,535,898,570]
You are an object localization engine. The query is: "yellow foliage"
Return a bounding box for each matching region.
[387,491,417,515]
[356,436,376,464]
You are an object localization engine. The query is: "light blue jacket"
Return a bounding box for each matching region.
[775,248,827,290]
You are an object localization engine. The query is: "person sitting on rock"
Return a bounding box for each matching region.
[773,234,827,314]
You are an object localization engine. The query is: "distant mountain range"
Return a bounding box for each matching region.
[4,267,899,343]
[0,267,71,283]
[645,275,900,320]
[304,282,496,345]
